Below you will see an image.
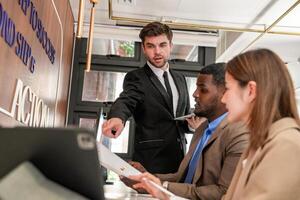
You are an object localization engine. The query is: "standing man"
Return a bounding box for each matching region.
[102,22,190,174]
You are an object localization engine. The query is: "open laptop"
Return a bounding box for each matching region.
[0,127,104,200]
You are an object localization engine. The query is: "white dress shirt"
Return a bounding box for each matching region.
[147,61,179,117]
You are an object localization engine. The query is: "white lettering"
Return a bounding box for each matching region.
[29,90,36,126]
[20,86,31,124]
[34,98,42,127]
[0,79,51,127]
[10,79,23,121]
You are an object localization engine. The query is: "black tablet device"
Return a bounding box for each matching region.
[0,127,104,200]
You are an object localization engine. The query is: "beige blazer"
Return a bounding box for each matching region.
[156,117,249,200]
[223,117,300,200]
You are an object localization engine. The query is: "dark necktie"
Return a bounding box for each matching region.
[163,71,173,106]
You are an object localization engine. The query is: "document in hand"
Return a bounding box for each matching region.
[98,143,188,200]
[98,143,141,177]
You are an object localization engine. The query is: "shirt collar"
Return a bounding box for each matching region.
[208,112,228,132]
[147,61,169,78]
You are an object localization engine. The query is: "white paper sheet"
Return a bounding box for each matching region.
[98,143,141,177]
[98,143,188,200]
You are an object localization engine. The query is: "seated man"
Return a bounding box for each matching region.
[125,63,249,200]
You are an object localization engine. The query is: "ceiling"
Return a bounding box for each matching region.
[69,0,300,89]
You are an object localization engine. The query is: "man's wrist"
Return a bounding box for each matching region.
[162,181,169,189]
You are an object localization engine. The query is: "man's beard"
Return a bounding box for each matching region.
[194,97,219,119]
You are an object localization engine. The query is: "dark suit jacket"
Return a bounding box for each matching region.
[108,63,190,174]
[156,117,249,200]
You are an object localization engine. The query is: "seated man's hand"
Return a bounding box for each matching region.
[119,175,147,194]
[129,172,169,200]
[128,161,147,173]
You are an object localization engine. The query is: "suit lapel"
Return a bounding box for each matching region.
[170,70,184,117]
[177,122,208,182]
[205,117,228,147]
[192,117,228,183]
[228,148,261,200]
[144,64,173,113]
[224,153,246,200]
[242,148,262,185]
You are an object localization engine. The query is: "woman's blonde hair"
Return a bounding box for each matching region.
[226,49,299,150]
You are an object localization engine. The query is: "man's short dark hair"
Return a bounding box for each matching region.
[139,22,173,44]
[200,63,226,86]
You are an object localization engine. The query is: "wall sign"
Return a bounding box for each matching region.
[0,0,63,127]
[0,79,50,127]
[0,1,56,73]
